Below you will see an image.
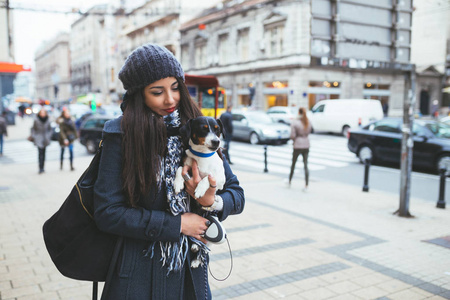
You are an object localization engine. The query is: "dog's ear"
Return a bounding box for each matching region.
[180,119,193,147]
[216,118,224,137]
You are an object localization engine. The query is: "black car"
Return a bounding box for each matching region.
[347,118,450,173]
[79,115,114,153]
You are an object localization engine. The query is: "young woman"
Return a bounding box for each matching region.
[93,43,245,299]
[288,107,312,191]
[57,109,77,170]
[30,108,53,173]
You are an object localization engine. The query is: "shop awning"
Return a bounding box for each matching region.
[0,62,32,73]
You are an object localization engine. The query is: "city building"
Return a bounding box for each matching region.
[34,32,71,104]
[180,0,413,116]
[411,0,450,116]
[70,4,109,104]
[116,0,221,96]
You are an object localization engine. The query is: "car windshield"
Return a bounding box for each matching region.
[246,112,274,124]
[424,122,450,139]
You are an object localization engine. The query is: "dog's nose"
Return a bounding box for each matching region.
[211,139,220,148]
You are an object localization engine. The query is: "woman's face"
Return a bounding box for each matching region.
[143,77,180,116]
[38,109,47,117]
[63,110,70,118]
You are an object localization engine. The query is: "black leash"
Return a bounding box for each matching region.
[208,237,233,281]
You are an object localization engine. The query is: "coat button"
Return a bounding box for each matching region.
[149,230,157,237]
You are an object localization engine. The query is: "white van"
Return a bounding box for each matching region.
[307,99,384,136]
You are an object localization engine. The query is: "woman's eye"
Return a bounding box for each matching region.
[151,91,163,96]
[172,86,179,91]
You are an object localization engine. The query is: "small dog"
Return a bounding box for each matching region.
[174,116,226,198]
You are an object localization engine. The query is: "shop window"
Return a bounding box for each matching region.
[307,81,341,109]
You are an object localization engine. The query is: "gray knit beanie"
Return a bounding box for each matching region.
[119,43,184,95]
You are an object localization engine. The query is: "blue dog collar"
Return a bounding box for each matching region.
[189,146,215,158]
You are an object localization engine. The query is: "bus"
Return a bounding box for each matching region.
[185,74,227,118]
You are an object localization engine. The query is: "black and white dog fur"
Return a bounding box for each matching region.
[174,116,226,198]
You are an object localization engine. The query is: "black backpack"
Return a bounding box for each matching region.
[42,142,120,299]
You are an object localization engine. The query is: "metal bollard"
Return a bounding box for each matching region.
[263,145,268,173]
[362,158,370,192]
[437,168,446,209]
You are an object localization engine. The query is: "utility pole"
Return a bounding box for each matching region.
[396,66,416,217]
[5,0,14,61]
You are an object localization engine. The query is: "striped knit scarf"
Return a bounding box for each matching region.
[144,110,208,274]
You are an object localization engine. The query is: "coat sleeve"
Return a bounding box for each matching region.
[93,132,181,242]
[216,159,245,221]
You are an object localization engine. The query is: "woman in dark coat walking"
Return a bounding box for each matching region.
[57,110,78,171]
[30,108,53,173]
[94,44,245,299]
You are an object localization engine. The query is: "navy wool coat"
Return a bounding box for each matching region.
[94,117,245,300]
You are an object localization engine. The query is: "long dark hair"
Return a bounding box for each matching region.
[121,77,202,206]
[299,107,309,128]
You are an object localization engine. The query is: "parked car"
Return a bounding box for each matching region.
[266,106,298,125]
[347,117,450,173]
[308,99,384,136]
[232,110,291,144]
[439,116,450,125]
[79,115,114,153]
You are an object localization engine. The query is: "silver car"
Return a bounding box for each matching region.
[232,110,291,145]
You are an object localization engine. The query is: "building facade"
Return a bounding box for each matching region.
[70,5,109,103]
[180,0,413,116]
[34,33,71,103]
[411,0,450,115]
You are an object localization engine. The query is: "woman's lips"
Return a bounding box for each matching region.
[165,107,175,113]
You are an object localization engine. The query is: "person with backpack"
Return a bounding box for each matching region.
[93,44,245,299]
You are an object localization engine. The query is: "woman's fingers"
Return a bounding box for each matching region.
[191,160,201,182]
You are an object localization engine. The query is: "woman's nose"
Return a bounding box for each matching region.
[165,91,176,104]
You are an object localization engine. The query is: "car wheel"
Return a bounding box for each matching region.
[249,132,260,145]
[358,145,374,163]
[342,125,350,137]
[86,140,98,154]
[436,154,450,175]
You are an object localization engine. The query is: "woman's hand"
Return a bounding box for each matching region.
[181,212,210,243]
[182,160,216,207]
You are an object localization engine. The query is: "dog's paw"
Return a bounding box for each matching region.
[191,258,201,269]
[194,178,209,199]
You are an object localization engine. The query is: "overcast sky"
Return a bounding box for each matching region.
[12,0,107,68]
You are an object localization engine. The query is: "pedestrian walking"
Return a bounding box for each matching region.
[57,109,77,171]
[93,43,245,300]
[30,108,53,173]
[288,107,312,191]
[0,111,8,156]
[219,104,233,164]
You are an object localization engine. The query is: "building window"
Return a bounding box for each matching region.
[265,22,284,57]
[238,28,249,62]
[181,44,190,70]
[264,81,289,108]
[218,34,229,65]
[195,43,207,68]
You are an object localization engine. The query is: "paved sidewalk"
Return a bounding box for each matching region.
[1,119,450,299]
